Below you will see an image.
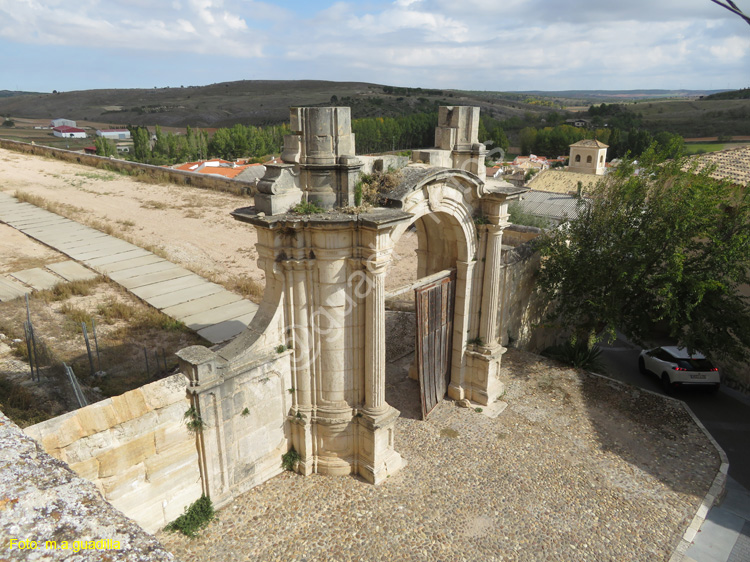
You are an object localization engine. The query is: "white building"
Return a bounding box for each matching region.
[52,126,87,139]
[97,129,131,140]
[50,118,76,128]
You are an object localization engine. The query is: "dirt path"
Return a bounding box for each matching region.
[0,148,419,295]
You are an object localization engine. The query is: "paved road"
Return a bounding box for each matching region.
[597,334,750,562]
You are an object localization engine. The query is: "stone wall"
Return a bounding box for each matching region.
[187,351,292,508]
[0,409,176,561]
[24,374,200,534]
[0,139,255,197]
[498,226,558,353]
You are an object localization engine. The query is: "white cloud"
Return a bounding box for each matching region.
[0,0,747,91]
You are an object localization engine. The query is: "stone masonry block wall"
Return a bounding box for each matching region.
[24,374,199,534]
[198,352,292,507]
[0,410,176,561]
[0,139,255,197]
[498,226,558,353]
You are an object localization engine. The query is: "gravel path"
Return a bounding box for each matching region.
[157,349,719,562]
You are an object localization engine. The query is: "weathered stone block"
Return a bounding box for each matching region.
[63,429,116,464]
[145,439,199,483]
[154,423,192,454]
[111,389,151,425]
[155,400,189,426]
[68,456,100,481]
[75,401,118,437]
[97,433,156,478]
[100,462,147,500]
[140,373,188,410]
[113,410,158,443]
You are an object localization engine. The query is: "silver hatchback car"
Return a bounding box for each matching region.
[638,346,720,394]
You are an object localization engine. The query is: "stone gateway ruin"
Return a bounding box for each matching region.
[25,105,537,532]
[177,105,526,504]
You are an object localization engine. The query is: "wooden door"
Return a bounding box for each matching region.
[415,270,456,419]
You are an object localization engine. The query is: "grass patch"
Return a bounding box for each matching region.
[141,200,168,210]
[59,303,92,329]
[225,276,264,303]
[36,278,101,303]
[96,298,137,323]
[164,495,214,538]
[75,171,117,181]
[0,378,52,428]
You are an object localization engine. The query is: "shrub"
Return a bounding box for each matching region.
[542,335,603,371]
[282,447,300,471]
[164,495,214,537]
[291,201,325,215]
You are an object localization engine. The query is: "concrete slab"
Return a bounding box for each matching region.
[69,243,141,261]
[0,277,28,301]
[162,291,244,319]
[723,477,750,521]
[45,261,98,282]
[686,507,744,562]
[13,213,70,223]
[98,254,165,274]
[108,260,178,281]
[0,207,50,218]
[118,267,193,290]
[10,268,63,291]
[182,300,259,330]
[131,275,207,300]
[12,216,70,228]
[66,244,139,261]
[24,223,89,235]
[148,282,225,310]
[57,234,122,251]
[58,241,129,257]
[86,249,152,267]
[40,230,110,245]
[197,312,255,343]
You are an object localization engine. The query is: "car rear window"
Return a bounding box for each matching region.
[677,358,715,371]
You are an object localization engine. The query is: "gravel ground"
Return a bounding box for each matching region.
[157,349,719,562]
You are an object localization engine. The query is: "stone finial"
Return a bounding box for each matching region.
[435,106,480,151]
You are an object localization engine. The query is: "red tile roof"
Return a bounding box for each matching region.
[53,126,86,133]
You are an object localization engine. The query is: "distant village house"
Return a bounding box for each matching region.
[50,118,76,128]
[52,125,86,139]
[96,129,131,140]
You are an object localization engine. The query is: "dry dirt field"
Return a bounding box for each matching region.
[0,231,205,426]
[0,147,419,425]
[0,147,420,296]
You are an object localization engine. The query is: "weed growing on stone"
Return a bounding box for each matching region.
[164,495,214,538]
[291,201,325,215]
[282,447,300,471]
[184,406,206,434]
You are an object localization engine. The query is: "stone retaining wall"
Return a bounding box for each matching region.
[0,139,255,197]
[498,226,558,353]
[24,374,199,534]
[0,410,176,561]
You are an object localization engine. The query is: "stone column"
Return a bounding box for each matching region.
[364,261,388,413]
[478,223,505,348]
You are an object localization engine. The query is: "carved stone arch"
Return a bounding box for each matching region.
[387,168,481,261]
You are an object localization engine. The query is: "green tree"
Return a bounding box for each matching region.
[94,136,116,157]
[537,147,750,362]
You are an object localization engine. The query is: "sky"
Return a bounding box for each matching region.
[0,0,748,93]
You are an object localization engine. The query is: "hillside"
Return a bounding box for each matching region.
[0,80,554,129]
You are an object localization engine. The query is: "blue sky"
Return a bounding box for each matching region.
[0,0,748,93]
